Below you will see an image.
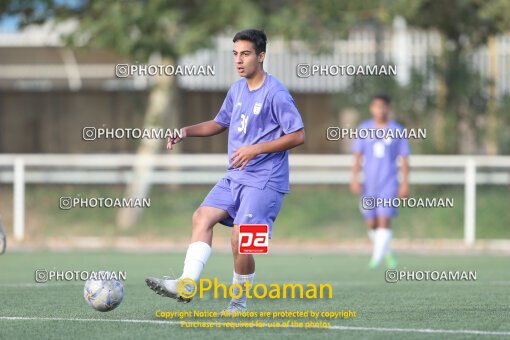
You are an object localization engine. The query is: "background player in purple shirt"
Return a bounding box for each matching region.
[146,29,305,312]
[351,95,410,269]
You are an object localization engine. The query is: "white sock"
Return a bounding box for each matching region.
[368,229,376,243]
[231,271,255,307]
[371,228,392,264]
[180,241,211,282]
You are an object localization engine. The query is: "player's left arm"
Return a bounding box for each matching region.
[399,156,409,198]
[230,129,305,170]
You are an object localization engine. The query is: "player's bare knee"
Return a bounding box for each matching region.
[192,207,214,232]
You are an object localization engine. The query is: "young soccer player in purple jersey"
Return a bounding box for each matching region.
[350,95,410,269]
[146,29,305,312]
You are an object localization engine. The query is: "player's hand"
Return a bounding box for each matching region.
[398,182,409,198]
[230,145,261,170]
[166,128,187,150]
[350,179,361,195]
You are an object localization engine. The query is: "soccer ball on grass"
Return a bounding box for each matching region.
[83,272,124,312]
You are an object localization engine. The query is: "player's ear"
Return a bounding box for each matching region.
[258,51,265,63]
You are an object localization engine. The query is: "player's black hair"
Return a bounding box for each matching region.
[233,29,267,55]
[372,94,391,105]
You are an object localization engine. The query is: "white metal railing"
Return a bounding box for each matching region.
[1,154,510,244]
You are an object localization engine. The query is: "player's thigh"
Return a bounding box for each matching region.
[376,215,392,228]
[192,206,230,228]
[360,201,377,222]
[374,203,397,225]
[196,179,235,228]
[365,218,377,229]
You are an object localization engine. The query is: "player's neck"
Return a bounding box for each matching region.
[374,118,389,128]
[246,69,266,91]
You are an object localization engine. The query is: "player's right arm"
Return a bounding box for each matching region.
[167,84,234,150]
[166,120,226,150]
[350,152,362,195]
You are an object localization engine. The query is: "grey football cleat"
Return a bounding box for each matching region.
[145,277,192,303]
[145,277,179,298]
[221,301,247,315]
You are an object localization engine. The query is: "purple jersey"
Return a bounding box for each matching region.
[214,73,304,193]
[352,119,410,196]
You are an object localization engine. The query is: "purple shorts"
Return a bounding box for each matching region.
[360,185,399,220]
[200,178,284,238]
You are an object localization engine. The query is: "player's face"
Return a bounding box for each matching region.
[370,99,390,122]
[233,40,265,78]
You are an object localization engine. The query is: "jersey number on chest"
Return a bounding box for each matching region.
[237,114,249,134]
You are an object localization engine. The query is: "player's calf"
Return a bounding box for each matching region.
[146,207,226,302]
[225,226,255,311]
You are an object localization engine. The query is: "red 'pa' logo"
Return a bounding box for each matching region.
[239,224,269,254]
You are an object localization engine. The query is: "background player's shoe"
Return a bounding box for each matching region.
[368,259,379,269]
[145,277,192,303]
[221,301,247,314]
[385,252,398,269]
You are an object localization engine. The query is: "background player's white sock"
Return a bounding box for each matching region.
[180,241,211,281]
[371,228,392,264]
[368,229,376,243]
[230,271,255,307]
[384,229,393,257]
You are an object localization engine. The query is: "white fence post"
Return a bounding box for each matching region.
[13,157,25,241]
[464,158,476,245]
